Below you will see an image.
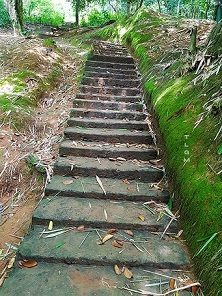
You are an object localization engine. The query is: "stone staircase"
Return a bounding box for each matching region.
[2,41,194,296]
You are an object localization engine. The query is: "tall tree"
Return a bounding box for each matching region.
[4,0,23,34]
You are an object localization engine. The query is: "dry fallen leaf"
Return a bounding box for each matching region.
[77,225,85,231]
[169,278,176,289]
[114,264,122,275]
[101,234,113,244]
[184,280,200,294]
[112,240,123,248]
[117,157,126,161]
[138,215,145,221]
[123,267,133,279]
[122,179,130,185]
[124,230,134,237]
[21,259,38,268]
[127,186,135,192]
[96,175,106,195]
[73,176,79,179]
[63,180,73,185]
[48,220,53,231]
[107,229,118,234]
[149,159,161,165]
[8,257,15,269]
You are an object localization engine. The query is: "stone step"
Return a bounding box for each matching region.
[67,117,147,130]
[64,127,153,145]
[84,70,138,80]
[80,85,140,96]
[82,77,140,88]
[94,49,129,56]
[76,92,142,103]
[54,156,163,181]
[1,263,191,296]
[59,140,157,160]
[45,175,168,202]
[85,60,136,70]
[90,54,134,64]
[18,226,190,269]
[85,65,138,76]
[72,98,143,111]
[69,108,146,121]
[32,196,177,232]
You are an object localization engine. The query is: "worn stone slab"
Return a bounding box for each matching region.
[84,66,138,76]
[1,263,192,296]
[80,85,140,96]
[64,126,153,145]
[90,54,134,64]
[85,60,136,70]
[45,175,169,202]
[82,77,140,88]
[84,71,138,80]
[69,108,146,121]
[59,140,157,160]
[76,92,142,103]
[67,117,147,130]
[18,226,190,269]
[54,156,163,181]
[72,99,143,112]
[33,196,177,231]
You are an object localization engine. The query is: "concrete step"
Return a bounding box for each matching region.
[64,127,153,145]
[18,226,190,269]
[32,196,176,231]
[72,98,143,111]
[76,92,142,103]
[54,156,163,181]
[85,65,138,76]
[45,175,169,202]
[67,117,147,130]
[85,60,136,70]
[90,54,134,64]
[82,77,140,88]
[59,140,157,160]
[69,108,146,121]
[84,71,138,80]
[1,263,191,296]
[80,85,140,96]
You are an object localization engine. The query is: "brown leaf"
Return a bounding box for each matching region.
[101,234,113,244]
[63,180,73,185]
[77,225,85,231]
[114,264,122,275]
[124,230,134,237]
[112,240,123,248]
[73,176,79,179]
[107,229,117,234]
[183,280,200,294]
[8,257,15,269]
[21,259,38,268]
[149,159,161,165]
[169,278,176,289]
[127,186,135,192]
[123,267,133,279]
[122,179,130,185]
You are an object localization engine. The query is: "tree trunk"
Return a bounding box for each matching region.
[75,0,80,27]
[136,0,144,11]
[214,0,222,22]
[126,0,131,15]
[4,0,23,35]
[207,22,222,57]
[189,26,197,55]
[157,0,161,13]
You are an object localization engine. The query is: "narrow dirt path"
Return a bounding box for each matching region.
[1,41,199,295]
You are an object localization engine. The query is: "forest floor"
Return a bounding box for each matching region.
[0,17,215,287]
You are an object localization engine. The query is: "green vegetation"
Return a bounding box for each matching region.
[74,9,222,295]
[0,0,11,27]
[81,9,115,27]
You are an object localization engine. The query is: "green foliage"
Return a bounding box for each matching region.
[81,9,115,27]
[23,0,64,26]
[0,0,11,27]
[27,153,45,174]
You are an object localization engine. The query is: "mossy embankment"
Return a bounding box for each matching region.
[75,10,222,295]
